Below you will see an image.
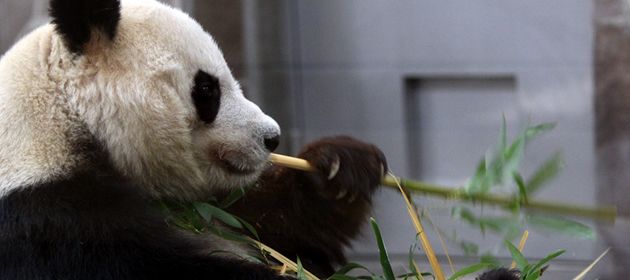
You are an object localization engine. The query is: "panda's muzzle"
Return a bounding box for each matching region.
[220,159,258,175]
[208,146,266,176]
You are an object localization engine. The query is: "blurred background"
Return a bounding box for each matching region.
[2,0,629,278]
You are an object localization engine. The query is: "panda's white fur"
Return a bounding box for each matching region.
[0,0,280,201]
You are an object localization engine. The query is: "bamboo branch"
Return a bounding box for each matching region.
[268,153,617,222]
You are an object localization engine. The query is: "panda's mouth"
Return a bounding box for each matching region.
[219,159,258,175]
[210,151,261,175]
[207,145,266,176]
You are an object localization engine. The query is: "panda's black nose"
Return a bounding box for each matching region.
[264,135,280,152]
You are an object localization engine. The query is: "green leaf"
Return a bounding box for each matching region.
[523,250,565,280]
[479,254,502,267]
[327,275,358,280]
[170,216,199,233]
[500,115,507,152]
[194,202,242,229]
[525,123,556,142]
[219,184,254,209]
[371,218,396,280]
[528,215,596,240]
[452,207,522,237]
[502,137,524,184]
[447,263,494,280]
[176,204,205,231]
[206,225,256,245]
[396,272,415,280]
[408,236,421,278]
[505,240,528,271]
[465,158,487,194]
[513,171,527,203]
[525,152,563,195]
[297,257,308,280]
[396,272,434,280]
[459,240,479,255]
[504,135,524,163]
[521,264,535,280]
[235,216,260,240]
[333,263,374,276]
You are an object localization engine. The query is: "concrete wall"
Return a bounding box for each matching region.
[257,1,600,277]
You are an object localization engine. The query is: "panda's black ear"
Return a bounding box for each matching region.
[49,0,121,53]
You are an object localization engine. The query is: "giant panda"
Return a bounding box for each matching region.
[0,0,388,279]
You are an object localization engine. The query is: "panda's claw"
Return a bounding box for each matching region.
[348,193,357,203]
[335,188,348,200]
[327,155,340,180]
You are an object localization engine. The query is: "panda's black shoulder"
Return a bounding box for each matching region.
[0,166,184,279]
[0,166,287,280]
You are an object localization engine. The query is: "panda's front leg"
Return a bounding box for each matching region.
[295,136,387,204]
[223,136,387,278]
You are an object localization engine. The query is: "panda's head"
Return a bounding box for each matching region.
[0,0,280,201]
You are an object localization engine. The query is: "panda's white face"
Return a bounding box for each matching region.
[0,0,280,200]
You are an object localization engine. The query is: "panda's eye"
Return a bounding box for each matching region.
[192,70,222,124]
[201,85,214,93]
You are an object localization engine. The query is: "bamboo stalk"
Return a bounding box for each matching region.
[268,154,318,172]
[252,238,319,280]
[268,153,617,222]
[390,175,446,280]
[572,248,610,280]
[510,231,529,270]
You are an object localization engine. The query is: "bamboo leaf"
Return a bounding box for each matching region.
[504,135,524,163]
[452,207,522,236]
[465,158,487,194]
[333,263,374,276]
[179,205,205,231]
[459,240,479,256]
[328,275,358,280]
[170,216,199,233]
[206,225,256,245]
[447,263,494,280]
[513,171,527,203]
[505,240,528,271]
[297,258,308,280]
[525,152,563,195]
[235,216,260,240]
[219,184,254,209]
[397,272,435,280]
[408,236,421,279]
[528,215,595,240]
[502,137,524,185]
[500,115,507,152]
[194,202,242,229]
[371,218,396,280]
[525,123,557,141]
[480,254,501,267]
[523,250,565,280]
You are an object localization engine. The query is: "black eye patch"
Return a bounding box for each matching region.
[192,70,221,124]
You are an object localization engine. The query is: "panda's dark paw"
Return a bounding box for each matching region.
[297,136,387,202]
